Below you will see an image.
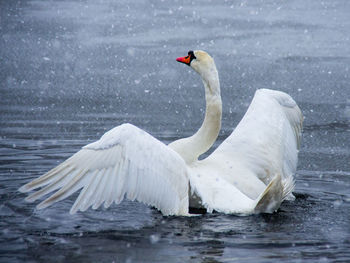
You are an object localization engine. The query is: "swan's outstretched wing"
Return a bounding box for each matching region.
[209,89,303,200]
[19,123,189,216]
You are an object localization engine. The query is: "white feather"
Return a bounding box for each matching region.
[19,51,303,216]
[20,123,190,216]
[201,89,302,203]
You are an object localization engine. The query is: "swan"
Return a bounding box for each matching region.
[19,50,303,216]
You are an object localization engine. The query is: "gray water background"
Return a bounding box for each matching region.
[1,0,350,262]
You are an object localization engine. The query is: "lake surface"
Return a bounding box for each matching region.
[1,0,349,262]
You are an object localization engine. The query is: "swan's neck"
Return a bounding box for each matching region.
[169,69,222,164]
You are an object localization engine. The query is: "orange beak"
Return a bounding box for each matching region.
[176,55,191,66]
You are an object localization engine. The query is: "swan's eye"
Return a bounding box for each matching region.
[188,51,196,61]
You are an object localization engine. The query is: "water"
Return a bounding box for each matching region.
[1,0,350,262]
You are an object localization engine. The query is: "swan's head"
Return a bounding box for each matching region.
[176,50,217,80]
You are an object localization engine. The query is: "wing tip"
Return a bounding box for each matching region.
[254,174,283,214]
[69,207,77,215]
[25,195,36,203]
[257,88,298,108]
[282,176,295,201]
[18,184,29,193]
[19,180,39,193]
[36,201,49,210]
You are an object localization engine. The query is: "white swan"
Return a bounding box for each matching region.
[19,50,303,216]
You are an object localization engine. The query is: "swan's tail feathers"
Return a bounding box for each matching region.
[282,175,295,201]
[254,174,283,214]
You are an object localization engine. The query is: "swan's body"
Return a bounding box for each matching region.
[19,50,303,216]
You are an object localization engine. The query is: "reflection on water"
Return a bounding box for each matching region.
[1,0,350,262]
